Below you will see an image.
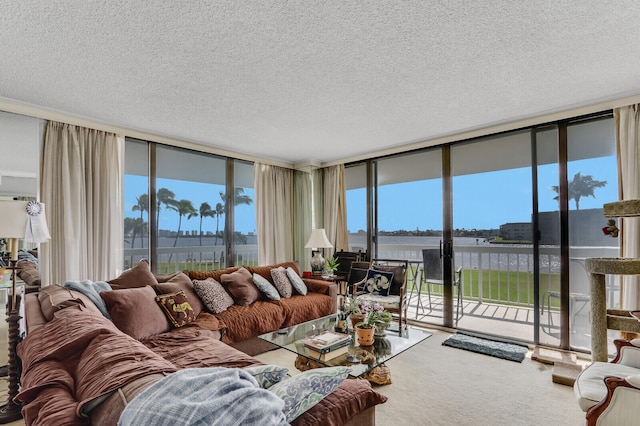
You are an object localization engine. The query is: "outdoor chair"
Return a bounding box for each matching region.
[421,248,464,326]
[353,258,409,336]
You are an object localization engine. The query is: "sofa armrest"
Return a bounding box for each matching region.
[612,339,640,367]
[303,278,337,313]
[586,376,640,426]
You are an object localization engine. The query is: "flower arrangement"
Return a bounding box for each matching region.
[343,297,392,329]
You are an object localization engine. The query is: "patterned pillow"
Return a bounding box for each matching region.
[193,278,234,314]
[286,267,308,295]
[253,274,281,301]
[155,291,197,328]
[270,267,293,298]
[364,269,394,296]
[244,365,288,389]
[269,366,351,422]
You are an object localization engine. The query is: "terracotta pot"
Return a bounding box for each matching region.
[350,314,366,328]
[355,326,375,346]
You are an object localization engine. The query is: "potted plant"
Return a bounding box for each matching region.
[323,256,340,277]
[354,300,392,345]
[342,296,365,328]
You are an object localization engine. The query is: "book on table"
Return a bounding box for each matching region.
[306,344,349,361]
[301,331,352,353]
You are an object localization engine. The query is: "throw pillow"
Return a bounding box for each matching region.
[371,264,405,295]
[38,284,104,321]
[153,272,203,317]
[269,366,351,422]
[244,365,288,389]
[253,273,281,301]
[270,267,293,298]
[286,267,307,295]
[193,278,234,313]
[107,259,158,290]
[220,267,260,306]
[364,269,394,296]
[155,291,197,328]
[100,286,170,340]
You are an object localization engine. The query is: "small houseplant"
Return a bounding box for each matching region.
[323,256,340,277]
[353,300,392,345]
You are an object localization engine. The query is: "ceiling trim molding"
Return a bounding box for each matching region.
[0,98,295,169]
[322,93,640,167]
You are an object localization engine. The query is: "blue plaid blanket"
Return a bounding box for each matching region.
[118,368,288,426]
[64,279,112,318]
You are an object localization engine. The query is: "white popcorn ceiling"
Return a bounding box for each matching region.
[2,1,640,164]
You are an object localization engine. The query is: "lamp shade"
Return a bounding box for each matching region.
[304,228,333,249]
[0,200,50,242]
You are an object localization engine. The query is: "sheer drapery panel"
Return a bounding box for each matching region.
[255,163,294,265]
[40,121,124,285]
[615,105,640,310]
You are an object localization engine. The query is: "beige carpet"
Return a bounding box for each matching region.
[255,328,588,426]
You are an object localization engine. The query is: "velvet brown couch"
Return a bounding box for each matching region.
[16,261,386,425]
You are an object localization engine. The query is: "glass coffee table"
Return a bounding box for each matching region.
[259,314,431,384]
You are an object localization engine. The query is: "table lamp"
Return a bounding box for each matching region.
[0,200,50,423]
[304,228,333,275]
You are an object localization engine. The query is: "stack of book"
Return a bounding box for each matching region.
[300,331,352,361]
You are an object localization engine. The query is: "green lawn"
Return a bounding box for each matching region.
[410,269,562,308]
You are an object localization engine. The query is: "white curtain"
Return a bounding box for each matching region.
[322,164,349,256]
[40,121,124,285]
[614,105,640,310]
[255,163,294,265]
[293,170,312,268]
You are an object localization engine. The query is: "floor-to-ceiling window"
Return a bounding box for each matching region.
[451,131,534,341]
[345,112,619,349]
[345,163,369,253]
[124,140,256,273]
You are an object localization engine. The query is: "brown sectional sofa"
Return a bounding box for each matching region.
[17,261,386,425]
[183,261,337,355]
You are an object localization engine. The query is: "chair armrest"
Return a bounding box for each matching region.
[612,339,640,367]
[586,376,640,426]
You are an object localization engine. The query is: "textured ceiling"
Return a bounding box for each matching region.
[2,1,640,165]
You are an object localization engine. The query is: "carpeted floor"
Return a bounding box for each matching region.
[255,327,587,426]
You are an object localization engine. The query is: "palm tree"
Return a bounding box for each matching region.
[213,202,224,246]
[156,188,176,229]
[131,194,149,248]
[166,199,198,266]
[198,202,214,247]
[552,172,607,210]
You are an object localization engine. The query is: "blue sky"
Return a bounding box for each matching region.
[125,155,617,235]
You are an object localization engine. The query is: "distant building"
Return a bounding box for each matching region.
[499,222,532,241]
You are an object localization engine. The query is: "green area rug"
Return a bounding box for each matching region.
[442,333,528,362]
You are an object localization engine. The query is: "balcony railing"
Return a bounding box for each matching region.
[123,242,619,312]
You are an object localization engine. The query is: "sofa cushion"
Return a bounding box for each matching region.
[271,267,293,298]
[38,284,103,321]
[153,272,203,317]
[221,267,260,306]
[215,302,286,344]
[155,291,197,328]
[183,266,241,283]
[101,286,170,340]
[107,260,158,290]
[193,278,234,313]
[286,267,308,296]
[574,361,640,411]
[253,273,281,301]
[269,366,350,422]
[244,365,288,389]
[279,293,334,328]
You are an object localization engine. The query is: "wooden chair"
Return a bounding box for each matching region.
[353,259,409,336]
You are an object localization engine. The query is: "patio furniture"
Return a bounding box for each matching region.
[540,291,590,336]
[421,248,464,326]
